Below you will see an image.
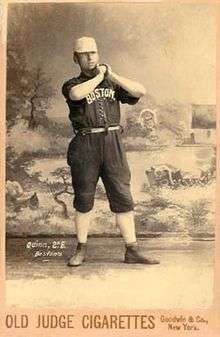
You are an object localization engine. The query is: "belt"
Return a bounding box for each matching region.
[76,125,121,136]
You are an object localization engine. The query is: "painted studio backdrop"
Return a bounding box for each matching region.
[6,3,216,309]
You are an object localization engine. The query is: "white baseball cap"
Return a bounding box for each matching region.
[74,37,98,53]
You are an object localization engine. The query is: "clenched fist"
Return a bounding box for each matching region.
[96,64,108,76]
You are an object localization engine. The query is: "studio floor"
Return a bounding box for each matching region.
[6,237,214,309]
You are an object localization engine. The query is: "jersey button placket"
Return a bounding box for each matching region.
[97,99,107,126]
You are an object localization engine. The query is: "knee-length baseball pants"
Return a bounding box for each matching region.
[67,130,134,213]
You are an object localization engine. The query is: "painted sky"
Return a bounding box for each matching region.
[8,3,217,118]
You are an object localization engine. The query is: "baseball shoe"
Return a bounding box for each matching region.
[124,243,160,264]
[67,242,87,267]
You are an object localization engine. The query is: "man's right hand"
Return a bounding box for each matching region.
[96,64,107,76]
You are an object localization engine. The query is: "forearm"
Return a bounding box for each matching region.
[69,73,104,100]
[109,72,146,98]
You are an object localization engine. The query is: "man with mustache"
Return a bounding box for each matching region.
[62,36,159,266]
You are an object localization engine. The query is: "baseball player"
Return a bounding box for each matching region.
[62,37,159,266]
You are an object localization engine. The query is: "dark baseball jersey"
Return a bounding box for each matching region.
[62,72,140,213]
[62,72,139,130]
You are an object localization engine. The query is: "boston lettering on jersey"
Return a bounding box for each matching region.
[86,88,116,104]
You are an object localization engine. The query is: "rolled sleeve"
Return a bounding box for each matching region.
[62,78,80,101]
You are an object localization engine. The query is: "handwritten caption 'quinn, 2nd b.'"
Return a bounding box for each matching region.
[26,240,66,257]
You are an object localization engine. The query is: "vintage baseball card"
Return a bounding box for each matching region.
[0,1,220,336]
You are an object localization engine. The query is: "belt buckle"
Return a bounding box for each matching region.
[80,128,91,136]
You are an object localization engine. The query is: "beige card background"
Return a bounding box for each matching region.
[0,1,220,336]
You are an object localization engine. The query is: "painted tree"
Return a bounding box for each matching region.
[27,67,55,129]
[48,167,74,219]
[7,26,54,129]
[6,38,30,128]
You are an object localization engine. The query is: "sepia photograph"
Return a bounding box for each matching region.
[4,1,217,315]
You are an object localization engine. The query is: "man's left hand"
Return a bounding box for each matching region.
[98,63,113,78]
